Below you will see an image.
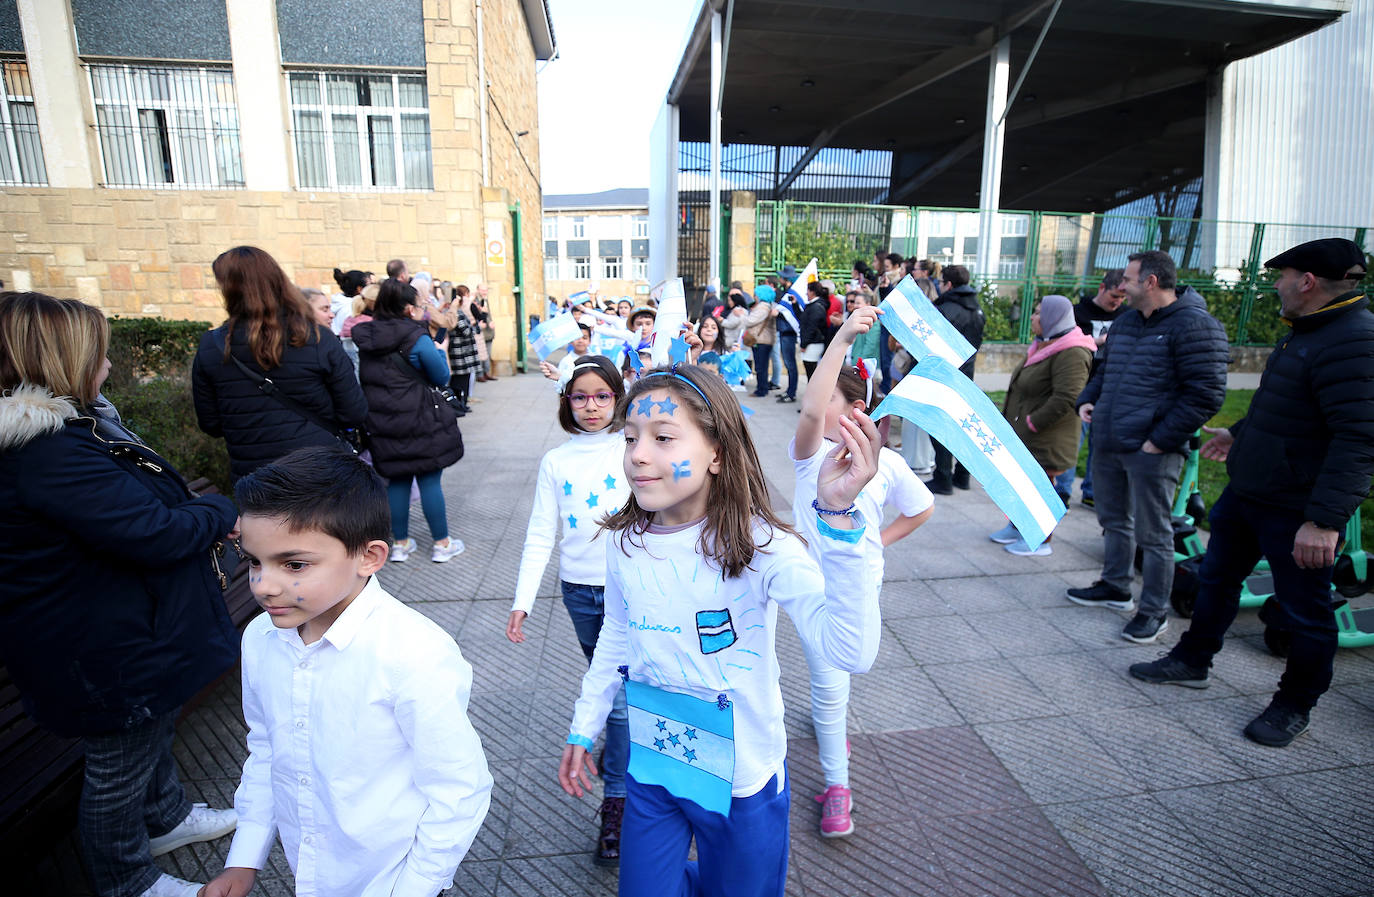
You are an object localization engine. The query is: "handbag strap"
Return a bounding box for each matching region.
[221,333,347,439]
[386,347,437,388]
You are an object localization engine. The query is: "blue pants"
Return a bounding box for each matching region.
[777,332,799,398]
[1173,488,1337,711]
[1055,421,1094,499]
[619,772,789,897]
[386,469,448,542]
[750,343,772,397]
[562,581,628,798]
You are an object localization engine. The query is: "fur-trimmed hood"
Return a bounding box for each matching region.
[0,384,79,452]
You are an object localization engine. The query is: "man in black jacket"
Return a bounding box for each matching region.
[924,265,985,494]
[1131,238,1373,746]
[1067,251,1228,643]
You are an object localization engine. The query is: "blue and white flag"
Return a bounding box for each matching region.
[568,290,592,305]
[588,332,627,364]
[879,276,976,368]
[625,680,735,816]
[776,257,816,333]
[527,312,582,361]
[871,357,1065,548]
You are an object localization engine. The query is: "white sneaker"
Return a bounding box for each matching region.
[432,539,467,563]
[390,538,417,563]
[148,803,237,856]
[138,872,204,897]
[1005,538,1053,557]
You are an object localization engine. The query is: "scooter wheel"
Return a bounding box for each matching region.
[1263,625,1292,658]
[1333,555,1370,599]
[1171,589,1195,619]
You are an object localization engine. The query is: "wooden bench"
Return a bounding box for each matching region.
[2,476,257,868]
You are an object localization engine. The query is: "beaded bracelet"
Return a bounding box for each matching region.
[811,498,857,517]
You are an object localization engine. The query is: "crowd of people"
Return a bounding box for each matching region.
[0,235,1368,897]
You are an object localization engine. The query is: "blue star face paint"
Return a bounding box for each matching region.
[672,460,692,481]
[656,395,679,416]
[634,395,657,418]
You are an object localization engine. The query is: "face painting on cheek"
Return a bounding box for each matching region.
[672,460,692,481]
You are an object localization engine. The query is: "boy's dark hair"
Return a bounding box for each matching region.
[887,252,904,266]
[806,280,829,300]
[234,447,391,554]
[1127,250,1177,289]
[577,322,593,337]
[374,277,417,319]
[943,265,971,287]
[558,354,625,434]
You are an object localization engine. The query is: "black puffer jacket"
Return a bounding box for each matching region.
[934,284,986,376]
[192,321,367,478]
[352,317,465,479]
[1226,291,1374,529]
[800,296,831,348]
[1077,287,1228,454]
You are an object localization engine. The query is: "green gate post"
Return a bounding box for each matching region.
[719,204,731,286]
[1236,222,1267,346]
[1143,216,1160,251]
[1017,212,1042,343]
[509,204,527,373]
[1355,227,1368,252]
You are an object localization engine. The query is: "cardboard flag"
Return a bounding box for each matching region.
[527,312,582,361]
[719,350,752,386]
[879,276,976,369]
[588,332,627,364]
[776,258,817,333]
[649,278,688,366]
[871,357,1065,548]
[568,290,592,305]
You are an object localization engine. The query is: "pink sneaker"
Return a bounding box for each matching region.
[815,784,853,838]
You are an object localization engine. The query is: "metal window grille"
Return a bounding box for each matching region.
[287,71,431,191]
[601,256,621,280]
[571,257,590,279]
[88,64,243,189]
[0,60,47,185]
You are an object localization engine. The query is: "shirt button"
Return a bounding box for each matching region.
[296,720,306,729]
[299,660,310,669]
[300,775,310,786]
[303,835,313,845]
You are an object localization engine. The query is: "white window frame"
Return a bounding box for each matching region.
[286,70,431,191]
[630,256,648,280]
[88,63,242,189]
[571,257,591,279]
[0,59,46,185]
[632,215,649,238]
[543,216,556,240]
[602,256,622,280]
[543,256,559,281]
[1000,215,1029,237]
[570,216,586,238]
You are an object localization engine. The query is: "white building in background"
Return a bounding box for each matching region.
[542,188,651,303]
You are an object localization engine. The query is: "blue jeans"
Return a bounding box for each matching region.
[1055,422,1094,499]
[768,340,781,386]
[80,709,192,897]
[562,581,628,798]
[750,343,772,396]
[620,772,789,897]
[1173,488,1337,711]
[879,329,895,394]
[777,332,799,398]
[386,469,448,542]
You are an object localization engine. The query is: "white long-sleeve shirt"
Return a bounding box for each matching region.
[512,428,628,614]
[225,577,493,897]
[568,516,878,798]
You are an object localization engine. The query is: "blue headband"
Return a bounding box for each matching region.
[640,364,712,408]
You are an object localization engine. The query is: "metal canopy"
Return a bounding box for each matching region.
[669,0,1348,211]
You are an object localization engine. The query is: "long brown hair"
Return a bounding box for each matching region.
[214,246,316,370]
[0,292,109,404]
[599,364,795,578]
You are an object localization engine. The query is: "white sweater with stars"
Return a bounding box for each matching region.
[512,428,629,615]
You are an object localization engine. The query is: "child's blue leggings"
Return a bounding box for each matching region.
[386,469,448,542]
[618,771,789,897]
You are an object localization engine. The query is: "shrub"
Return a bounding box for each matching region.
[105,317,212,390]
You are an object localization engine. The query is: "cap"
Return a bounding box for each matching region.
[1265,238,1366,281]
[778,265,798,280]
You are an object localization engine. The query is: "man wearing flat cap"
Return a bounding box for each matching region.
[1131,237,1374,747]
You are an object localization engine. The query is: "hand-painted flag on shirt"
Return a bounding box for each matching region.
[879,276,977,368]
[871,356,1065,548]
[528,313,582,360]
[625,680,735,816]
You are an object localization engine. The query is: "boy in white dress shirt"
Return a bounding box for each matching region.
[201,447,492,897]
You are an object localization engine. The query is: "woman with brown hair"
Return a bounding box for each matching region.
[192,246,367,479]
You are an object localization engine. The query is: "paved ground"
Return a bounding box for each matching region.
[25,368,1374,896]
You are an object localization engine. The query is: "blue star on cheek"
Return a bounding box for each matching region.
[634,395,656,417]
[668,732,681,747]
[563,480,572,496]
[672,460,692,481]
[656,395,679,416]
[654,738,667,752]
[682,747,697,763]
[683,727,697,741]
[604,474,617,490]
[586,492,599,508]
[655,718,667,732]
[567,514,578,529]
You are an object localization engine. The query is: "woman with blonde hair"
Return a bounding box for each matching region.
[0,292,241,897]
[192,246,367,479]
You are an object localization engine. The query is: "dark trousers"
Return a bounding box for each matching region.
[802,360,818,381]
[879,331,895,394]
[1173,487,1338,711]
[80,710,192,897]
[778,332,799,398]
[750,343,772,396]
[929,441,968,485]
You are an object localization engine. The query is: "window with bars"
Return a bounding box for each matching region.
[0,61,46,185]
[601,256,621,280]
[630,257,648,280]
[571,257,590,279]
[89,64,243,188]
[288,71,431,190]
[544,257,558,281]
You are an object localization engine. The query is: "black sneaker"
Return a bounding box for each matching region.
[1121,613,1169,644]
[1244,700,1310,747]
[777,394,796,403]
[595,796,624,866]
[1129,653,1211,688]
[1081,495,1095,509]
[1066,580,1133,610]
[924,476,954,496]
[952,470,971,490]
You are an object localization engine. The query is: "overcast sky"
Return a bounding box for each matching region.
[537,0,700,196]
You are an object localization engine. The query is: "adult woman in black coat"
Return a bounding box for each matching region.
[351,279,466,563]
[192,246,367,480]
[0,292,240,897]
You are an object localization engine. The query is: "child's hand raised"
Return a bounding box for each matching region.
[815,412,882,518]
[558,743,599,799]
[837,305,882,344]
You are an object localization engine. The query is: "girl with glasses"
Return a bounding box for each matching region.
[506,354,632,867]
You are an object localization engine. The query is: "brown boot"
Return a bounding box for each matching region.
[595,796,624,866]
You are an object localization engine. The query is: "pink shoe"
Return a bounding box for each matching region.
[815,784,853,838]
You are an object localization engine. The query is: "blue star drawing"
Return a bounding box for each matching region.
[668,732,681,747]
[912,317,935,339]
[563,480,573,496]
[682,748,697,763]
[635,395,657,417]
[979,434,1003,454]
[683,727,697,741]
[654,737,667,752]
[672,460,692,481]
[567,514,578,529]
[604,474,617,490]
[668,336,691,364]
[655,718,667,732]
[959,414,982,433]
[586,492,599,508]
[656,395,679,416]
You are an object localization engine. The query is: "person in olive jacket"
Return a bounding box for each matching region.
[988,295,1096,557]
[1131,238,1374,747]
[0,293,240,897]
[192,246,367,480]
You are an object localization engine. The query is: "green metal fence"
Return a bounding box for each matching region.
[752,200,1371,345]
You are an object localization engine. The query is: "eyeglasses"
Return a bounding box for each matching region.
[568,391,616,408]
